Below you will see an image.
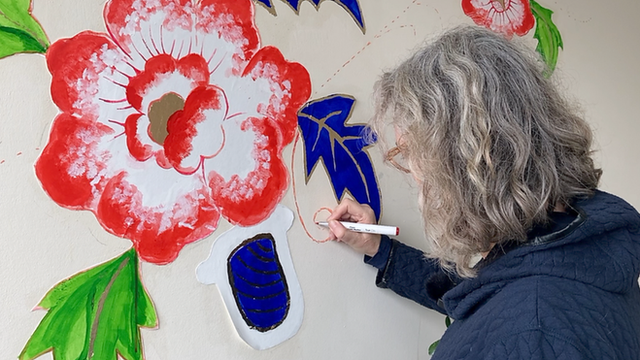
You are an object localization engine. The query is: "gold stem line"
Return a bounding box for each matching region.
[87,255,131,359]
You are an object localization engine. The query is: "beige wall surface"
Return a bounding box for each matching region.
[1,0,638,359]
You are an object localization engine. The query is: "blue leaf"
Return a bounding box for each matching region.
[253,0,365,33]
[297,94,381,220]
[254,0,274,9]
[284,0,302,10]
[334,0,364,29]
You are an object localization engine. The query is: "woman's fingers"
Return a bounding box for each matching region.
[327,198,376,224]
[326,200,351,222]
[328,219,381,256]
[321,199,381,256]
[328,220,348,240]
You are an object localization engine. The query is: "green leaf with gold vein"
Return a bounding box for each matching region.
[20,248,157,360]
[0,0,49,58]
[531,0,563,75]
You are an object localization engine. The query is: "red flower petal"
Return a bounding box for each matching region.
[164,85,228,174]
[125,113,154,161]
[35,114,114,209]
[104,0,192,58]
[47,31,129,119]
[241,46,311,146]
[105,0,259,73]
[97,172,221,264]
[208,116,288,226]
[155,151,173,169]
[177,54,211,83]
[198,0,260,71]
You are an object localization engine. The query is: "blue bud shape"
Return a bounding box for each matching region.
[227,233,290,332]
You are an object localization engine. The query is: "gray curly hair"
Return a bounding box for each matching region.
[370,26,601,277]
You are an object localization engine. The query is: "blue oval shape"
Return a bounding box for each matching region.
[227,233,290,332]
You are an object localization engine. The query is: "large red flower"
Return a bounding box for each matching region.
[462,0,535,38]
[36,0,311,264]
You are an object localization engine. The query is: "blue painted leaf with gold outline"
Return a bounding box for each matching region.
[297,94,381,220]
[253,0,365,32]
[255,0,274,8]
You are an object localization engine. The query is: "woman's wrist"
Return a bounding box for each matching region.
[364,235,382,256]
[364,236,393,270]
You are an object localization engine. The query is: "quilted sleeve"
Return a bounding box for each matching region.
[487,329,603,360]
[372,238,455,314]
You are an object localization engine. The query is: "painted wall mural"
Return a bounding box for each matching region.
[20,0,312,358]
[462,0,563,72]
[1,0,567,357]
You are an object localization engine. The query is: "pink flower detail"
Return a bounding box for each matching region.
[36,0,311,264]
[462,0,535,38]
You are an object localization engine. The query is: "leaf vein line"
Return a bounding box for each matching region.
[0,9,47,49]
[303,111,373,197]
[87,256,131,359]
[335,140,372,200]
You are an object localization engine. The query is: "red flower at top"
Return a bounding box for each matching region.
[36,0,311,264]
[462,0,535,38]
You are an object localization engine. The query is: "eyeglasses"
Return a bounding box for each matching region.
[385,145,411,173]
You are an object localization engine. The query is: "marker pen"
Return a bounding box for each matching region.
[315,221,399,236]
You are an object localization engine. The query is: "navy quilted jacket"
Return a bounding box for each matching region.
[367,191,640,359]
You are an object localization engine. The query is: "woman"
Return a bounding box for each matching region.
[326,26,640,359]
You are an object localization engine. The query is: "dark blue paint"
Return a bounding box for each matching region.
[228,235,290,332]
[237,289,289,313]
[297,94,381,220]
[253,0,365,31]
[232,272,287,299]
[284,0,302,9]
[335,0,364,28]
[242,306,290,331]
[254,0,274,9]
[230,250,280,273]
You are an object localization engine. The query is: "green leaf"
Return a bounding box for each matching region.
[530,0,563,75]
[428,316,453,356]
[20,249,157,360]
[428,340,440,356]
[0,0,49,59]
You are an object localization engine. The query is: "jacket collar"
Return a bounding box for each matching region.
[441,191,640,320]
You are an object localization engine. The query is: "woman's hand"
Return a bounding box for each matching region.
[325,198,381,257]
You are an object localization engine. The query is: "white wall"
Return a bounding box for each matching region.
[1,0,638,359]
